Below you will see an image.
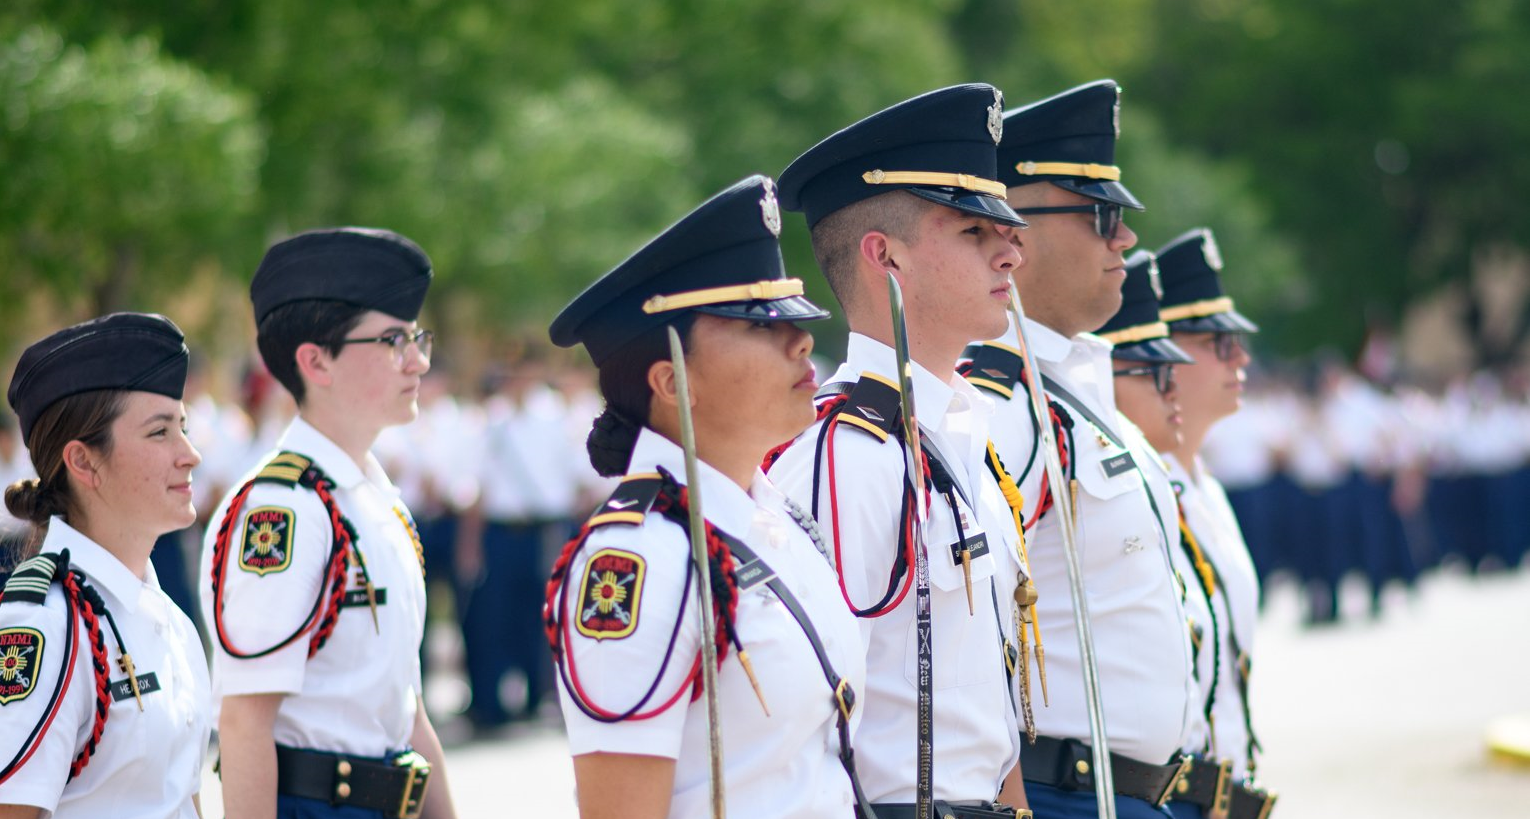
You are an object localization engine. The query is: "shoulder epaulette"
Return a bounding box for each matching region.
[0,551,65,605]
[253,451,314,487]
[588,473,665,528]
[962,341,1025,399]
[834,372,901,442]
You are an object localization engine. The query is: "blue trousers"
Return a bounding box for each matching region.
[1024,782,1172,819]
[277,794,384,818]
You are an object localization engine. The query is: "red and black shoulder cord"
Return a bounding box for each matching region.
[1173,489,1262,772]
[0,550,126,785]
[209,451,374,660]
[761,373,937,618]
[544,467,746,723]
[958,343,1077,531]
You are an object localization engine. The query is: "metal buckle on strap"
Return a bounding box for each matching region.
[834,679,857,722]
[393,751,432,819]
[1156,755,1193,807]
[1209,759,1233,819]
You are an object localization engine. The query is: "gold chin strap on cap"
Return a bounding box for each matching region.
[1100,321,1171,345]
[1160,296,1234,323]
[641,279,805,315]
[861,169,1007,198]
[1013,161,1122,181]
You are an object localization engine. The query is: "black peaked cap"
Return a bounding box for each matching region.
[999,80,1143,210]
[1099,250,1193,364]
[1157,228,1259,334]
[549,175,828,366]
[8,313,189,441]
[251,227,433,324]
[778,84,1025,229]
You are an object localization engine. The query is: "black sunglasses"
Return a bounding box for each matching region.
[1113,362,1176,395]
[1211,332,1246,363]
[1011,203,1124,240]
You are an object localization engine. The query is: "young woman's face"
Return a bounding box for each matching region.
[683,314,818,449]
[1113,365,1183,452]
[92,391,202,535]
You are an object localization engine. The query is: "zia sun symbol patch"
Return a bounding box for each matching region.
[0,627,43,705]
[240,506,296,575]
[576,549,645,641]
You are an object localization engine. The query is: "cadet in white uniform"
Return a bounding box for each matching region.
[767,85,1032,819]
[1154,228,1277,819]
[969,81,1196,819]
[199,228,456,819]
[545,175,869,819]
[1,313,210,818]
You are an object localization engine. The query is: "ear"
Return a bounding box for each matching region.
[61,440,102,490]
[294,342,336,391]
[646,358,679,410]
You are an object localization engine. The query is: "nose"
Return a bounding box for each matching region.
[182,437,203,469]
[405,342,431,375]
[992,224,1023,270]
[787,324,814,359]
[1111,219,1139,252]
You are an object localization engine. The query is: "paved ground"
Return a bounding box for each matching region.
[202,564,1530,817]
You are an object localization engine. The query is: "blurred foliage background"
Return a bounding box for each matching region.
[3,0,1528,379]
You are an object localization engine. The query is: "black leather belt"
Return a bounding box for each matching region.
[1021,735,1190,807]
[1170,754,1277,819]
[275,745,431,819]
[863,801,1029,819]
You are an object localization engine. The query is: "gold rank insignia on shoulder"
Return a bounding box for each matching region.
[0,627,44,705]
[760,177,782,237]
[576,549,646,641]
[239,506,296,575]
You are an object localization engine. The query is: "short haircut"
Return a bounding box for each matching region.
[809,190,933,309]
[255,300,368,405]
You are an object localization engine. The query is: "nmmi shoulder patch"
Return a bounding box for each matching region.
[0,627,44,705]
[575,549,646,641]
[239,506,297,575]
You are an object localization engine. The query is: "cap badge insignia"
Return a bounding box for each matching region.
[760,178,782,237]
[0,628,43,705]
[1112,88,1122,137]
[988,88,1004,144]
[1201,230,1224,271]
[576,548,646,641]
[1149,258,1164,300]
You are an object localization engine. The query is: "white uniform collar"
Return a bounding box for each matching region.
[844,332,968,428]
[277,416,393,491]
[43,516,156,614]
[629,427,757,539]
[1006,316,1112,364]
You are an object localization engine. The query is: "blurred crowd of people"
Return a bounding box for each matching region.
[5,347,1529,725]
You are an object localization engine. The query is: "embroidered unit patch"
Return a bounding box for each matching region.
[239,506,296,575]
[575,549,646,641]
[0,627,44,705]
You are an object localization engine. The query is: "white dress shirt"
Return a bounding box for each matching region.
[199,417,428,757]
[768,333,1026,804]
[0,519,209,817]
[556,429,866,819]
[984,318,1195,765]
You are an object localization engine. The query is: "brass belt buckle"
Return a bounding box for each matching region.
[834,679,856,722]
[393,751,432,819]
[1209,759,1233,819]
[1156,754,1193,808]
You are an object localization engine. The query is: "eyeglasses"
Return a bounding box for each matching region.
[1211,332,1245,362]
[1011,203,1124,240]
[338,328,434,368]
[1114,362,1176,395]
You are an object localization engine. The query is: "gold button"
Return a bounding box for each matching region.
[335,782,352,799]
[336,760,352,777]
[1177,778,1191,794]
[1075,760,1090,775]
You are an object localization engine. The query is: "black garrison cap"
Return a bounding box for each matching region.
[998,80,1143,210]
[1156,228,1260,333]
[251,227,433,324]
[549,175,829,366]
[778,84,1025,229]
[8,313,189,441]
[1098,251,1194,364]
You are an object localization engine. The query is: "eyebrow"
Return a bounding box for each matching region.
[139,413,184,427]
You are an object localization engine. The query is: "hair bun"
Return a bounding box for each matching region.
[586,408,641,478]
[5,478,59,525]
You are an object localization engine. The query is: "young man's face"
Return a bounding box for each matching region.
[895,205,1022,348]
[328,310,431,428]
[1009,184,1139,338]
